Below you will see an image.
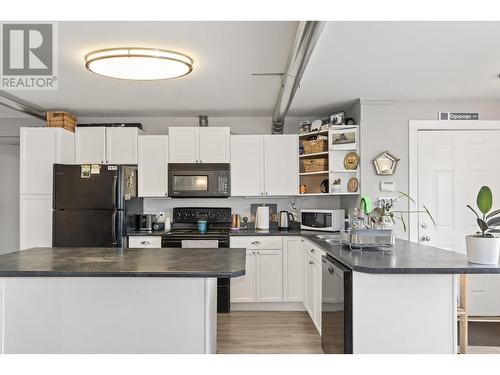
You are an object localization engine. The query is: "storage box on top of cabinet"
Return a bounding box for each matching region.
[46,111,77,132]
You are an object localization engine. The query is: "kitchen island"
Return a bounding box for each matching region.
[0,247,245,354]
[302,233,500,354]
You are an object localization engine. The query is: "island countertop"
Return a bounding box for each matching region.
[0,247,246,278]
[302,234,500,274]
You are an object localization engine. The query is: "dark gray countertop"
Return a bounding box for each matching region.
[302,234,500,274]
[0,247,246,278]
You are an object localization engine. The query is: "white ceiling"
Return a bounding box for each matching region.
[9,21,297,117]
[4,21,500,119]
[290,21,500,116]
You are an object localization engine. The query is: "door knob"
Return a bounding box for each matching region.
[421,236,430,242]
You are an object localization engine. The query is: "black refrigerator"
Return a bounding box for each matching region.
[52,164,137,247]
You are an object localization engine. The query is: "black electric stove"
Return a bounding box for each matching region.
[161,207,232,312]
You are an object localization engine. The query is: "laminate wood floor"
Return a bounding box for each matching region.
[217,311,323,354]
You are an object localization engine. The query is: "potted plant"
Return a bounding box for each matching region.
[370,192,435,231]
[332,178,341,193]
[466,186,500,264]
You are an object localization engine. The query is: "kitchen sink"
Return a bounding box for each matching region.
[315,234,341,243]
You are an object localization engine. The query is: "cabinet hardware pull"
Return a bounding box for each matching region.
[252,251,255,254]
[140,241,150,245]
[310,248,315,253]
[328,267,334,274]
[309,260,314,265]
[251,241,261,245]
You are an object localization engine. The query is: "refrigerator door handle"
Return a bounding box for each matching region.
[111,211,117,247]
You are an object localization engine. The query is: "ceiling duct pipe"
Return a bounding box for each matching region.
[272,21,325,134]
[0,90,47,120]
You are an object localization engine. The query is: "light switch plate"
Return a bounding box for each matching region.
[380,180,396,192]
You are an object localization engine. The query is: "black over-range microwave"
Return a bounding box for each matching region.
[168,163,230,198]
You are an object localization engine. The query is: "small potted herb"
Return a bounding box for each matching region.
[332,178,341,193]
[466,186,500,264]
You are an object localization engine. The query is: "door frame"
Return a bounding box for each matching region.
[408,120,500,243]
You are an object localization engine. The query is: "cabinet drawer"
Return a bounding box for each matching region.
[230,236,282,250]
[302,239,325,263]
[128,236,161,248]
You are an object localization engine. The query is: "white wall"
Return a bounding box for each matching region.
[360,99,500,238]
[0,143,20,254]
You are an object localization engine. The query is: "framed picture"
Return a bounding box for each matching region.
[329,111,346,125]
[329,128,357,150]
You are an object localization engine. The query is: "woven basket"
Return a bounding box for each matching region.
[303,139,327,154]
[302,158,328,173]
[46,111,77,132]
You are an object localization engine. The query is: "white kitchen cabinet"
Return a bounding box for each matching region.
[199,127,230,163]
[231,250,257,302]
[257,250,283,302]
[169,127,230,163]
[231,249,283,303]
[231,135,297,197]
[75,127,106,164]
[75,127,140,164]
[304,252,321,334]
[304,253,321,334]
[283,237,304,302]
[264,135,298,196]
[138,135,168,197]
[20,195,52,250]
[168,127,199,163]
[230,135,265,196]
[128,236,162,248]
[20,127,74,195]
[106,127,140,164]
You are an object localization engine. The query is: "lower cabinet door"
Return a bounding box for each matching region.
[304,254,316,319]
[283,237,304,302]
[313,258,322,333]
[231,250,257,302]
[257,250,283,302]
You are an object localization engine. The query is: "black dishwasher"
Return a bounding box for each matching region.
[321,255,353,354]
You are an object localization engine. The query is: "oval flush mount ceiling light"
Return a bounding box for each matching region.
[85,48,193,80]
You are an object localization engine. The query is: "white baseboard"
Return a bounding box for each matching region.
[230,302,306,311]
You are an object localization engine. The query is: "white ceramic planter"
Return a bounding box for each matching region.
[465,235,500,265]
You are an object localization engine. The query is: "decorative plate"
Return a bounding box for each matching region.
[347,177,359,193]
[343,152,359,170]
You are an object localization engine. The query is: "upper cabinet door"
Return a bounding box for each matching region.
[230,135,264,196]
[264,135,298,196]
[20,128,74,195]
[168,127,199,163]
[75,127,106,164]
[138,135,168,197]
[106,127,139,164]
[199,127,230,163]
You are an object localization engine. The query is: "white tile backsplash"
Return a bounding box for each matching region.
[143,196,341,222]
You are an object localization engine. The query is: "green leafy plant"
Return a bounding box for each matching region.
[370,191,436,232]
[466,186,500,238]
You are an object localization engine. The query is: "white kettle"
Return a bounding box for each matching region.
[255,206,270,230]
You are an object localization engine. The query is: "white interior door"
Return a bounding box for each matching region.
[418,129,500,316]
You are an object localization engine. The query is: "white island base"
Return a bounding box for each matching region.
[352,272,457,354]
[0,277,218,354]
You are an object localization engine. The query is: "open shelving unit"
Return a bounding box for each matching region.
[298,125,360,196]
